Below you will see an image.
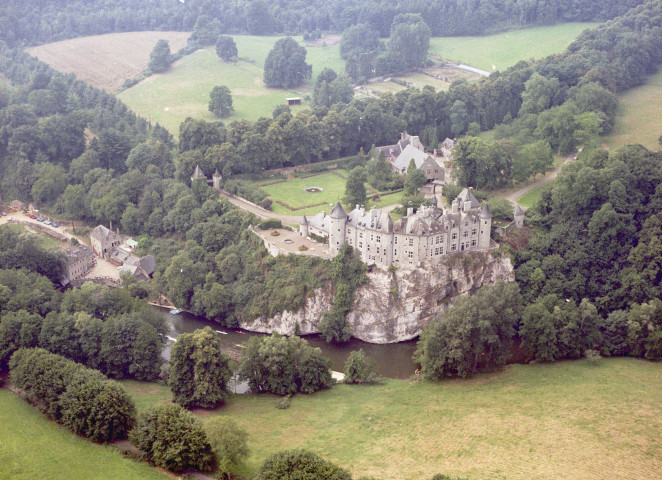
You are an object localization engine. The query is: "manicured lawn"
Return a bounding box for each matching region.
[120,379,172,413]
[429,23,598,71]
[257,172,349,215]
[604,69,662,151]
[119,35,345,136]
[121,358,662,479]
[0,388,168,480]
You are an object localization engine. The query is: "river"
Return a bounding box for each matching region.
[159,307,419,379]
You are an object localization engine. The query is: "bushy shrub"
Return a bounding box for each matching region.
[130,403,214,473]
[260,219,282,230]
[343,349,379,384]
[256,449,351,480]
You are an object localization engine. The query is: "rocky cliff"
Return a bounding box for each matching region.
[240,250,515,343]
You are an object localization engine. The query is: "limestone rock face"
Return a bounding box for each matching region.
[240,251,514,344]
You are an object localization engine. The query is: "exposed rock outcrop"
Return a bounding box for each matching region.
[240,250,514,343]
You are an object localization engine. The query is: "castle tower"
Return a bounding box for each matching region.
[299,215,309,237]
[191,164,206,184]
[212,169,222,190]
[328,202,347,255]
[513,203,525,228]
[478,204,492,249]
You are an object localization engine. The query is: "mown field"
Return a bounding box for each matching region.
[119,35,344,135]
[429,23,598,71]
[121,358,662,480]
[604,69,662,151]
[25,31,190,92]
[0,389,168,480]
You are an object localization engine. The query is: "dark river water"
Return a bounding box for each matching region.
[159,307,420,379]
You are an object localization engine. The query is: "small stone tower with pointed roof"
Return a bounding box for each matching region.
[212,169,222,190]
[191,165,206,184]
[513,203,525,228]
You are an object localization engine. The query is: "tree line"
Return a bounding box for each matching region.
[1,0,647,48]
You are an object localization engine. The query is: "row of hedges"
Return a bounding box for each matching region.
[9,348,135,442]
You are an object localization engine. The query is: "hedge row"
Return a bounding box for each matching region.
[9,348,135,442]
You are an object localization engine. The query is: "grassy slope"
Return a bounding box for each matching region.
[122,358,661,480]
[604,69,662,151]
[119,36,344,135]
[429,23,598,71]
[0,389,168,480]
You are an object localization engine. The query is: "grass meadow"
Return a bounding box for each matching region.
[516,183,548,208]
[122,358,662,480]
[119,35,344,135]
[604,69,662,151]
[429,23,598,71]
[0,389,168,480]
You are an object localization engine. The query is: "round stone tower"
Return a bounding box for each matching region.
[328,202,347,255]
[479,204,492,249]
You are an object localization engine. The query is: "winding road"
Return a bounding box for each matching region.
[502,152,576,206]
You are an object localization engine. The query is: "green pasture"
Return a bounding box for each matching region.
[604,69,662,151]
[0,389,168,480]
[119,36,344,136]
[430,23,598,71]
[119,358,662,480]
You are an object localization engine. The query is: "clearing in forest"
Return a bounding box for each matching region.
[429,22,599,72]
[25,31,190,92]
[118,35,345,135]
[604,69,662,151]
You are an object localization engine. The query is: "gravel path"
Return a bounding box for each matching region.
[502,152,576,206]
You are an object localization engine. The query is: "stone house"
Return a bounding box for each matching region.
[62,245,96,285]
[301,188,492,268]
[90,225,121,258]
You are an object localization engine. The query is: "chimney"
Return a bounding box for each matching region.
[116,228,120,236]
[109,221,112,231]
[401,132,406,140]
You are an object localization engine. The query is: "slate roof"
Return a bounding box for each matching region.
[300,215,308,225]
[480,204,492,219]
[191,164,206,179]
[392,144,433,172]
[346,207,393,233]
[513,203,524,216]
[456,188,481,209]
[329,202,347,219]
[138,255,156,276]
[90,225,113,242]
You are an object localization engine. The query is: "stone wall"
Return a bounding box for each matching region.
[240,249,514,343]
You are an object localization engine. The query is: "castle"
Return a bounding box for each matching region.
[301,188,496,268]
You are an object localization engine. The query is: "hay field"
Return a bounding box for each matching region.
[430,23,598,71]
[25,31,190,92]
[604,70,662,151]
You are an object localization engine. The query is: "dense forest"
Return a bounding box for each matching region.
[0,0,648,47]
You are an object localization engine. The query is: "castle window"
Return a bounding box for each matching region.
[377,235,381,243]
[484,220,487,225]
[394,237,398,244]
[431,250,434,257]
[377,247,380,254]
[408,251,413,258]
[347,229,350,234]
[409,238,414,246]
[371,234,374,241]
[471,239,476,247]
[452,244,457,251]
[465,221,468,227]
[452,232,457,240]
[359,232,363,238]
[359,242,362,248]
[440,247,444,254]
[394,249,398,256]
[463,231,468,238]
[472,229,477,236]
